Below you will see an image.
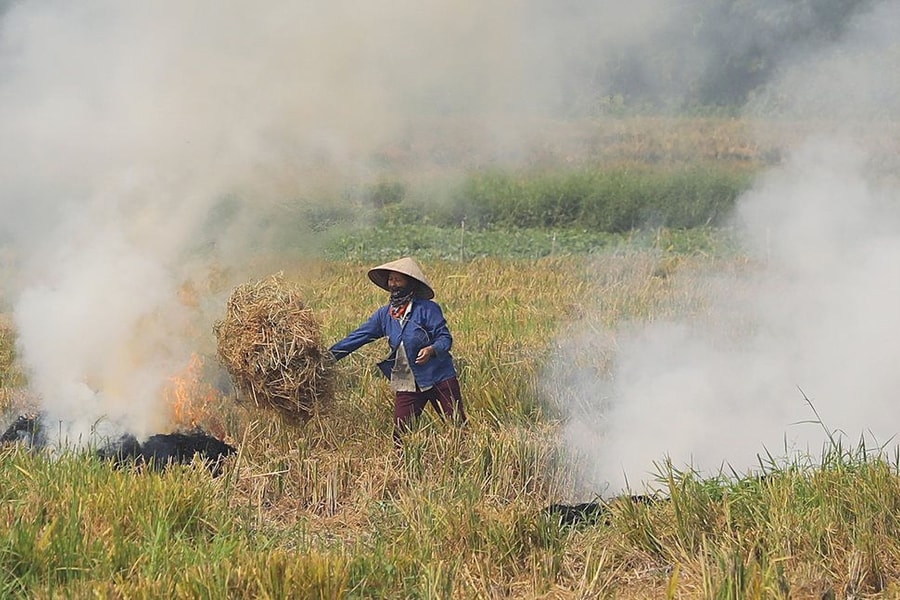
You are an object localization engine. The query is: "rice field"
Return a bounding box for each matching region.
[3,246,900,599]
[1,114,898,599]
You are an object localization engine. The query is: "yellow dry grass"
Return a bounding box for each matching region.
[213,273,334,421]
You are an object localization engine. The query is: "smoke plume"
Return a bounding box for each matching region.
[554,0,900,495]
[0,0,893,454]
[0,0,687,444]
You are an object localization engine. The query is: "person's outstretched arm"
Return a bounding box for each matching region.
[329,307,387,360]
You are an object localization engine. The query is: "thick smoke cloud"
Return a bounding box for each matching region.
[555,1,900,495]
[0,0,679,444]
[0,0,890,458]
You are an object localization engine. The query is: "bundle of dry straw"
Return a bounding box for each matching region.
[214,274,333,420]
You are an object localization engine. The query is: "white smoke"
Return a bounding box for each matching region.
[1,0,891,454]
[553,1,900,495]
[0,1,680,444]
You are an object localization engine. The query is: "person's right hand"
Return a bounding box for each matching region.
[415,346,435,364]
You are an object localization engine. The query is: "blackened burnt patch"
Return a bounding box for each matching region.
[0,413,44,447]
[545,494,667,527]
[142,432,236,475]
[99,430,236,476]
[545,501,611,527]
[3,415,236,476]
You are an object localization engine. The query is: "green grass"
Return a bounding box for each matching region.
[302,164,756,240]
[3,237,900,597]
[444,165,753,231]
[322,224,738,262]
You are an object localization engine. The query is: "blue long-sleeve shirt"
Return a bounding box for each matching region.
[330,300,457,388]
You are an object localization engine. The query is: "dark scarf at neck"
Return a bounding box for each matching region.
[389,287,415,319]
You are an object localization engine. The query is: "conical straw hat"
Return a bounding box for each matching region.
[367,256,434,299]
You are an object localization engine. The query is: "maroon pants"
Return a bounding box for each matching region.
[394,376,466,441]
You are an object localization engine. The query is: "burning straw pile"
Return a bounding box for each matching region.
[214,274,333,420]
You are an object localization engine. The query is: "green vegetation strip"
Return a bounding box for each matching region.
[305,164,756,235]
[323,224,737,262]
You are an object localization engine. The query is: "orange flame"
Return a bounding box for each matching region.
[164,353,227,439]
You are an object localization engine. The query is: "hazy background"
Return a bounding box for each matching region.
[0,0,894,454]
[553,0,900,495]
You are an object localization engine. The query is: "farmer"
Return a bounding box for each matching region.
[329,257,466,443]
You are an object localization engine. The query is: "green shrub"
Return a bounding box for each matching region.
[433,165,753,231]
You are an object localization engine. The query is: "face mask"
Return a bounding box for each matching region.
[389,285,415,308]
